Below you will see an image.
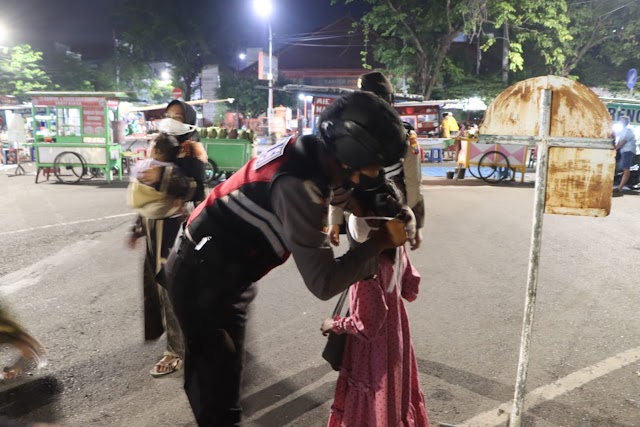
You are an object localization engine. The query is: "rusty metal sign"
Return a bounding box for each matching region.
[546,147,615,217]
[475,76,615,427]
[479,76,614,217]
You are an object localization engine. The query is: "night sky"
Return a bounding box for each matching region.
[0,0,366,62]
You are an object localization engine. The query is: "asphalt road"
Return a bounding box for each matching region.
[0,163,639,427]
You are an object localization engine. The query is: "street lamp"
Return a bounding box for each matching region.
[253,0,274,136]
[238,53,246,61]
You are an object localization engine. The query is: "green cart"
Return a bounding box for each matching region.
[27,91,128,184]
[201,138,253,182]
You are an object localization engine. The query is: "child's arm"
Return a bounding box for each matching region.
[330,280,388,342]
[400,247,421,302]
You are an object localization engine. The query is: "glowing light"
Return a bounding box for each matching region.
[253,0,273,18]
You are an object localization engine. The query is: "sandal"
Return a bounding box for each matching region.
[150,355,182,378]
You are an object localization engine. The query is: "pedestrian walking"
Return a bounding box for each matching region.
[160,92,411,426]
[128,101,207,377]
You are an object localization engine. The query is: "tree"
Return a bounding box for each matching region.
[113,0,214,101]
[217,71,296,118]
[335,0,474,99]
[556,0,640,76]
[45,51,95,91]
[0,44,53,99]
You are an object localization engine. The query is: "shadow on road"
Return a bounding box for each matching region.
[0,376,62,421]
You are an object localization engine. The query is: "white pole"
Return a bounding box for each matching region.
[508,88,552,427]
[267,20,274,137]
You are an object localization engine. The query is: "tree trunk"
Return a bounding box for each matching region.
[476,36,482,76]
[502,23,510,84]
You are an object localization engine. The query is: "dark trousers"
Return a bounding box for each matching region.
[165,232,257,427]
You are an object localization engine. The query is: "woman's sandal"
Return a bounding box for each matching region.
[150,355,183,378]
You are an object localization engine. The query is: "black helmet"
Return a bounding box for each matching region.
[319,92,406,169]
[358,71,394,104]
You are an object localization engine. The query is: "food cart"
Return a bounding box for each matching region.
[27,91,128,184]
[456,136,529,183]
[201,136,253,182]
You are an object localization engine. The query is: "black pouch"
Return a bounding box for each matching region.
[156,224,196,289]
[321,290,349,371]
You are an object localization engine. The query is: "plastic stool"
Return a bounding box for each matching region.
[429,148,443,163]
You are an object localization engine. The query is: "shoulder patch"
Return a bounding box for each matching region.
[254,140,288,170]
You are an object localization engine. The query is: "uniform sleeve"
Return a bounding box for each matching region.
[332,280,388,341]
[271,175,379,300]
[402,148,425,228]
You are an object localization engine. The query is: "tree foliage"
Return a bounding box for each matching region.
[113,0,213,101]
[217,71,296,118]
[334,0,472,99]
[45,51,95,91]
[0,45,53,100]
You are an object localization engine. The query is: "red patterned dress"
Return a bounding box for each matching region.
[328,246,429,427]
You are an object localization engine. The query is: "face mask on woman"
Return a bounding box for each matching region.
[158,118,197,137]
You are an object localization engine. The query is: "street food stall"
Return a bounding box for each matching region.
[27,91,128,183]
[456,136,529,183]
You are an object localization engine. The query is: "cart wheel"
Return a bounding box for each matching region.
[53,151,86,184]
[83,167,101,180]
[204,159,221,184]
[478,151,513,183]
[467,164,479,178]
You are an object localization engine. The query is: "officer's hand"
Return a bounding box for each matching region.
[329,225,341,246]
[410,229,423,250]
[321,318,334,336]
[371,219,407,251]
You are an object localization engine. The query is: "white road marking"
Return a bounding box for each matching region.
[0,240,100,295]
[0,213,136,237]
[459,346,640,426]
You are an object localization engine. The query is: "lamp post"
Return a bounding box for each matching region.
[253,0,274,136]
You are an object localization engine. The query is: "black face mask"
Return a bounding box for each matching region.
[357,173,385,192]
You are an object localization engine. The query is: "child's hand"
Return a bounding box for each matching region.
[321,318,334,336]
[329,225,341,246]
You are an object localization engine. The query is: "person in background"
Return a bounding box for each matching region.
[614,116,636,192]
[161,92,411,426]
[322,185,430,427]
[160,100,208,205]
[127,101,207,377]
[440,112,459,139]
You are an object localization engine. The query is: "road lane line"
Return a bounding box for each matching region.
[459,345,640,426]
[0,213,136,237]
[0,240,100,295]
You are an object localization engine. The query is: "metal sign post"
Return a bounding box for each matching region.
[508,89,551,427]
[476,76,615,426]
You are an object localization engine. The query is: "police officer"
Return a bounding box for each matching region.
[162,92,410,426]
